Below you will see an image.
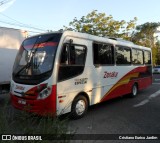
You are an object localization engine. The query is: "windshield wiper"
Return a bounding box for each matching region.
[15,36,54,76]
[15,54,33,76]
[15,38,40,76]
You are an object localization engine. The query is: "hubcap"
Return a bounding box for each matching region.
[75,100,86,115]
[133,85,137,96]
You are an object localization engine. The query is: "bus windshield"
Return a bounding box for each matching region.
[13,33,61,79]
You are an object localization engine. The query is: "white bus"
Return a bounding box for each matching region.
[10,31,152,119]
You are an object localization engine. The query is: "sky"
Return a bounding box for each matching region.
[0,0,160,35]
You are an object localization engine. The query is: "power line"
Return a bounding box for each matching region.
[0,0,49,35]
[0,0,12,6]
[0,12,48,32]
[0,19,47,34]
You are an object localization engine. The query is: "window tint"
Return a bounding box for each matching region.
[60,45,86,65]
[144,50,151,65]
[132,49,143,65]
[93,43,114,65]
[58,44,86,81]
[116,46,131,65]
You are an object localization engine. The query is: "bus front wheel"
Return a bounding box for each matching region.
[71,96,88,119]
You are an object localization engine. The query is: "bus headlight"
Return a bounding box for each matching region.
[37,86,52,99]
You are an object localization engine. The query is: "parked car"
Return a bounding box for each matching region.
[153,66,160,74]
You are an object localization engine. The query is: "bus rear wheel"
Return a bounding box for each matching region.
[130,83,138,97]
[71,96,88,119]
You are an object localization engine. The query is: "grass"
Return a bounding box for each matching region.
[0,96,74,143]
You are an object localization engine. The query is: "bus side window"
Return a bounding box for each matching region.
[144,50,151,65]
[93,43,114,65]
[116,46,131,65]
[132,49,143,65]
[58,44,87,82]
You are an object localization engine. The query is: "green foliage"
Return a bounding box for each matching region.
[0,101,72,143]
[155,42,160,65]
[64,10,160,65]
[131,22,160,65]
[131,22,160,47]
[152,47,158,65]
[64,10,137,38]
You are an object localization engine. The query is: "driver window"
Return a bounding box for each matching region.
[58,44,87,81]
[60,45,69,64]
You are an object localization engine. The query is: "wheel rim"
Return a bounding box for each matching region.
[75,100,86,115]
[133,85,137,96]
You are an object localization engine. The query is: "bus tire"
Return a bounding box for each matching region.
[130,83,138,97]
[71,96,88,119]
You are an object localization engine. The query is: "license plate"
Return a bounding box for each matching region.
[18,99,26,105]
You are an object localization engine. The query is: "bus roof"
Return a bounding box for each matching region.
[61,31,151,51]
[30,30,151,51]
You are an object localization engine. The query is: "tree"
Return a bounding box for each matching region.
[131,22,160,65]
[155,41,160,65]
[64,11,160,65]
[131,22,160,47]
[64,10,137,39]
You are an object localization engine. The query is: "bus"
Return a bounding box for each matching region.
[10,31,152,119]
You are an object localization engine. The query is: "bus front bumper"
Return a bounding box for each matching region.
[11,93,56,116]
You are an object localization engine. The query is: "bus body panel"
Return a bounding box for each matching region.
[10,31,152,116]
[56,34,152,115]
[10,79,57,116]
[100,66,152,102]
[56,36,93,115]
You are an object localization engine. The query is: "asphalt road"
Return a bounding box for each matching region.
[0,74,160,143]
[69,74,160,142]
